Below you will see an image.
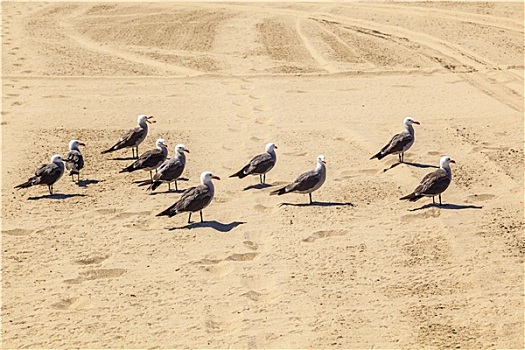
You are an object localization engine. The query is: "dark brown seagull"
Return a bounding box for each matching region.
[101,114,155,159]
[157,171,220,223]
[15,154,66,195]
[230,143,277,184]
[370,117,420,163]
[270,155,326,204]
[400,156,455,205]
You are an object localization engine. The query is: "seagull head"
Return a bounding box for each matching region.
[317,155,327,165]
[265,143,277,153]
[156,138,168,149]
[404,117,420,126]
[440,156,455,168]
[138,114,155,125]
[50,154,64,163]
[68,139,85,150]
[175,144,190,154]
[201,171,221,185]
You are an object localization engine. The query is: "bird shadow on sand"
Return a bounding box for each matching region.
[408,203,483,212]
[168,220,246,232]
[111,156,137,161]
[76,179,102,187]
[279,201,354,207]
[148,189,185,195]
[243,183,272,191]
[28,193,87,200]
[383,161,439,173]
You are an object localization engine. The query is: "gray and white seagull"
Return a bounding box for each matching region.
[370,117,420,163]
[144,143,190,192]
[119,138,168,181]
[400,156,455,206]
[101,114,155,159]
[230,142,277,184]
[15,154,66,195]
[270,155,327,204]
[157,171,220,223]
[65,139,85,182]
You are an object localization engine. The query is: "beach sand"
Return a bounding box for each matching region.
[1,1,523,348]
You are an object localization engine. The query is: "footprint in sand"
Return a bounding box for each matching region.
[401,207,441,222]
[73,253,110,265]
[2,228,33,236]
[464,193,495,203]
[64,268,126,284]
[303,229,349,242]
[243,240,259,251]
[253,105,271,112]
[202,262,235,277]
[226,252,258,261]
[52,297,91,310]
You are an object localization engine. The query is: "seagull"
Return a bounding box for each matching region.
[15,154,66,195]
[230,143,277,184]
[270,155,326,204]
[119,138,168,181]
[157,171,220,223]
[142,144,190,192]
[370,117,420,163]
[400,156,455,205]
[101,114,155,159]
[65,140,85,182]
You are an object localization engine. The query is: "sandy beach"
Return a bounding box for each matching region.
[1,1,523,348]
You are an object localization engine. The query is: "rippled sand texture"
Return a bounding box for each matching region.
[2,2,523,349]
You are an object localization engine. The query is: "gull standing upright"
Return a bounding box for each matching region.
[65,139,85,182]
[230,143,277,184]
[400,156,455,205]
[101,114,155,159]
[157,171,220,223]
[370,117,420,163]
[143,144,190,192]
[15,154,66,195]
[119,138,168,181]
[270,155,327,204]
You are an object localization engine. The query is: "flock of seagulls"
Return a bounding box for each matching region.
[15,114,455,223]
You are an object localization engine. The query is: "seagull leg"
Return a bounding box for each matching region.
[432,196,435,205]
[174,180,178,191]
[168,182,171,191]
[200,211,204,223]
[48,185,53,195]
[187,213,192,224]
[439,194,442,206]
[263,174,266,184]
[149,170,153,182]
[309,193,313,204]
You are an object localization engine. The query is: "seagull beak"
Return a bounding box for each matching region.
[212,175,221,180]
[184,149,190,153]
[79,142,86,146]
[450,159,456,163]
[146,116,156,124]
[322,160,327,164]
[413,121,421,125]
[274,145,278,149]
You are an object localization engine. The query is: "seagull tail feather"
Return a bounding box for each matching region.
[400,192,422,201]
[230,167,248,179]
[270,186,287,196]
